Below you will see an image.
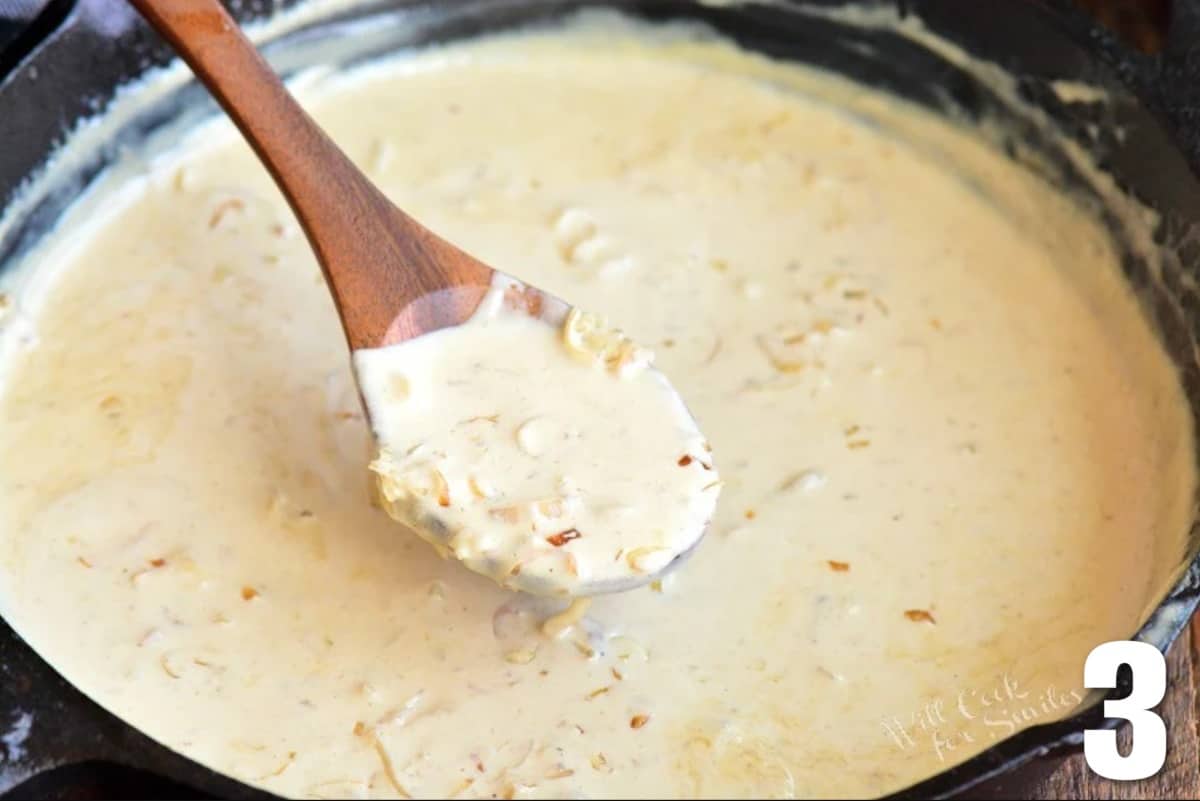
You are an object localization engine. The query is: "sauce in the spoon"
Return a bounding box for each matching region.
[356,275,719,596]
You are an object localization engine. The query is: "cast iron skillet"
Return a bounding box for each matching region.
[1,0,1199,798]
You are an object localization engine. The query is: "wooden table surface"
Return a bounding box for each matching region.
[1024,614,1200,799]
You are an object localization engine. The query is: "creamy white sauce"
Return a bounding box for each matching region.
[355,276,719,596]
[0,16,1193,800]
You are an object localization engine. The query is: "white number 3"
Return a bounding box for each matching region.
[1083,640,1167,780]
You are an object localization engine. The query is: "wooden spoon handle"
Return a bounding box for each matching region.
[128,0,493,349]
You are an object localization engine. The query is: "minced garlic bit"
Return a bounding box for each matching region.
[468,474,497,499]
[541,598,592,639]
[561,307,653,379]
[208,197,245,229]
[535,498,567,521]
[625,546,671,574]
[388,373,410,402]
[505,648,537,665]
[160,653,183,680]
[844,424,871,450]
[252,752,297,782]
[171,165,195,192]
[779,469,826,494]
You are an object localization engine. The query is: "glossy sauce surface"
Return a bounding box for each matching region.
[0,19,1193,799]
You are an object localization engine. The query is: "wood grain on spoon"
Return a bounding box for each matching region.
[128,0,495,350]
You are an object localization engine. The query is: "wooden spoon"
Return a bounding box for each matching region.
[127,0,560,349]
[127,0,715,597]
